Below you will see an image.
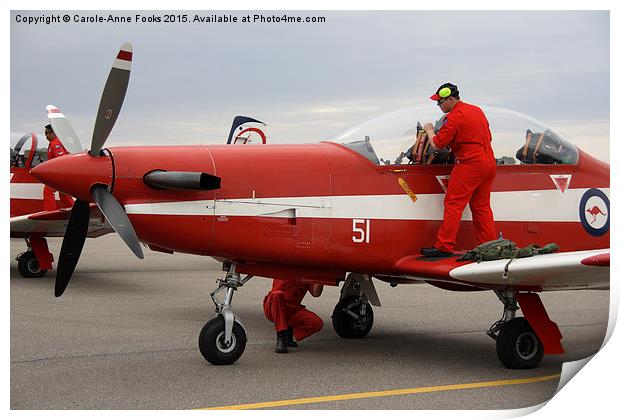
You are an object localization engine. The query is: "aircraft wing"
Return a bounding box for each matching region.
[10,205,113,238]
[392,249,609,291]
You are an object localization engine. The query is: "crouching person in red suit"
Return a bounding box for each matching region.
[263,279,324,353]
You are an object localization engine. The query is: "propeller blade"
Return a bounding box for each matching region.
[46,105,85,154]
[91,185,144,259]
[55,199,90,297]
[91,43,132,156]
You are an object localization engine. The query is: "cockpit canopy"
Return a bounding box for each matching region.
[11,133,46,169]
[335,105,578,166]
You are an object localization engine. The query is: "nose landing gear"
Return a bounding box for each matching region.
[198,263,251,365]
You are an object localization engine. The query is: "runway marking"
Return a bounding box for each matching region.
[200,373,560,410]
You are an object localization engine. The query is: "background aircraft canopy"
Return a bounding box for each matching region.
[335,105,579,166]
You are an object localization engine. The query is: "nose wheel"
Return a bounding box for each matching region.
[198,315,247,365]
[198,262,251,365]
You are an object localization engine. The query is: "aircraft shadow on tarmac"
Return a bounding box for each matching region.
[10,266,157,295]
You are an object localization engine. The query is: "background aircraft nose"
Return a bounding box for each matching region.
[30,151,113,202]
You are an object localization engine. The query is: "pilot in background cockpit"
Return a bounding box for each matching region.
[43,124,75,211]
[420,83,497,257]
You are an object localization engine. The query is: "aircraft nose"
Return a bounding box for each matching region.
[30,152,113,202]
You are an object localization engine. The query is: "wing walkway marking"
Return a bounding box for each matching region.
[199,373,560,410]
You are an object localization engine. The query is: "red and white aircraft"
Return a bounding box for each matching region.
[10,104,262,278]
[29,43,609,369]
[10,109,114,278]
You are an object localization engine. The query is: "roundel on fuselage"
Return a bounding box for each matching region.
[579,188,609,237]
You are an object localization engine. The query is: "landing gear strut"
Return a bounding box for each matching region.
[488,289,543,369]
[331,273,380,338]
[198,263,251,365]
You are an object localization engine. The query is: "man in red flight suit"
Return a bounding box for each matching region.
[421,83,496,257]
[263,278,324,353]
[43,125,74,211]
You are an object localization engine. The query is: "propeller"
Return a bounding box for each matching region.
[55,200,90,297]
[91,185,144,259]
[53,42,141,297]
[91,43,132,156]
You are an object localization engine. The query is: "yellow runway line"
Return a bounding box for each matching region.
[200,373,560,410]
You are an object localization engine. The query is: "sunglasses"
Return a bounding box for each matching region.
[437,97,449,106]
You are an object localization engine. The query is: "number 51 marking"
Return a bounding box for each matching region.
[352,219,371,243]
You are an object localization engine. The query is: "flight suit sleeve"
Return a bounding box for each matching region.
[50,141,68,158]
[433,112,460,149]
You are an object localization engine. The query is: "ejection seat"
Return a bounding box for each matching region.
[516,129,578,164]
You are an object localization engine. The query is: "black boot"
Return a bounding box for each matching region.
[421,247,454,258]
[286,327,298,347]
[276,330,288,353]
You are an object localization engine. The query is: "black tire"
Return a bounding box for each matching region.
[198,315,246,365]
[17,251,47,278]
[331,295,374,338]
[496,317,544,369]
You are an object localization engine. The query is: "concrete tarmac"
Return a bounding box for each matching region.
[10,236,609,410]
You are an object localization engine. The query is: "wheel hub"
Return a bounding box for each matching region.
[27,258,41,274]
[215,331,236,353]
[515,332,538,360]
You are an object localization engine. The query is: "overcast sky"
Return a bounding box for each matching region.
[10,10,610,161]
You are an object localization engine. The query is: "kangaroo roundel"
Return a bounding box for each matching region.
[580,188,609,236]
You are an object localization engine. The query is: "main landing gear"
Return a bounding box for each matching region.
[15,237,53,278]
[16,251,46,278]
[331,274,380,338]
[487,289,544,369]
[198,263,251,365]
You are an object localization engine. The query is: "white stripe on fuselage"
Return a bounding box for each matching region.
[123,188,606,222]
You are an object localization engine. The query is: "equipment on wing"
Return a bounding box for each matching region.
[458,239,559,263]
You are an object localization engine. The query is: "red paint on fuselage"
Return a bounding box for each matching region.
[94,142,609,278]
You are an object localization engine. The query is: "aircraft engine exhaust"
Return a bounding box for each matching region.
[143,170,221,191]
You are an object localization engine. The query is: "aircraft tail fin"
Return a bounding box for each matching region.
[226,115,266,144]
